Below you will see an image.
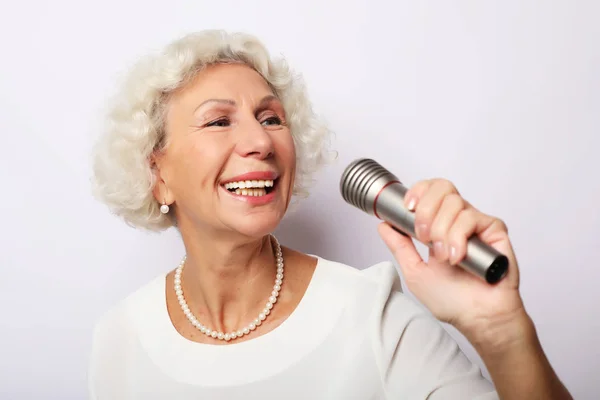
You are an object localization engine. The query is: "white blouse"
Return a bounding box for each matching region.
[88,256,498,399]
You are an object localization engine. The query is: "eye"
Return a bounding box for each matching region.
[206,117,230,127]
[261,116,283,126]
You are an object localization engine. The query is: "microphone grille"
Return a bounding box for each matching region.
[339,158,399,213]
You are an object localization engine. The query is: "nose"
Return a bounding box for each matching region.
[235,117,275,159]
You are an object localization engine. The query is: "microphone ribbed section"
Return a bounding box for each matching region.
[339,158,398,213]
[340,157,509,284]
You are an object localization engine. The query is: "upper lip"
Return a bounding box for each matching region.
[220,171,279,185]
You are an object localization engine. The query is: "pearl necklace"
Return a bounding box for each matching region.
[174,236,284,342]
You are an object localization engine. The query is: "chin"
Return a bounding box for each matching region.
[229,215,283,240]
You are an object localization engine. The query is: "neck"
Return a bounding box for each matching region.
[176,223,279,333]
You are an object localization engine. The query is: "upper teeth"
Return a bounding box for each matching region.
[224,180,274,189]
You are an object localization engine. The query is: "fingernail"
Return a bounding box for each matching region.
[406,197,416,211]
[433,241,445,257]
[449,245,457,264]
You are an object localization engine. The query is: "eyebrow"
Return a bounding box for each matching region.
[256,95,279,110]
[194,95,279,113]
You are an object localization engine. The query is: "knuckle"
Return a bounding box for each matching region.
[461,208,478,224]
[410,180,430,196]
[494,217,509,233]
[433,178,458,194]
[449,209,476,240]
[445,193,465,210]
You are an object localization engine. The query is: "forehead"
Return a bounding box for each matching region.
[174,63,274,106]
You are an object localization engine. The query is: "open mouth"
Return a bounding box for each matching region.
[222,178,278,197]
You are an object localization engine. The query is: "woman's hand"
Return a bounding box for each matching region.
[377,178,525,342]
[378,177,574,399]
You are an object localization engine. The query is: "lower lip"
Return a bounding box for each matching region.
[220,184,278,205]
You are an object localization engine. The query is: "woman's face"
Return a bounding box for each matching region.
[154,63,296,239]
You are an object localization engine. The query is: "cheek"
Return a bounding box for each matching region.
[273,131,297,194]
[176,138,229,191]
[275,130,296,165]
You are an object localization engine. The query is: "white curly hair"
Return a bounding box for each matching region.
[91,30,334,231]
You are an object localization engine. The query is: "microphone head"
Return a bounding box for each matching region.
[339,158,400,215]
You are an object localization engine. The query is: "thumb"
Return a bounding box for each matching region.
[377,222,428,278]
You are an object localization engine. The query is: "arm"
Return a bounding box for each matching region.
[376,177,573,400]
[463,308,572,400]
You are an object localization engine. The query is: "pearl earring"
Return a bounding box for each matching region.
[160,203,170,214]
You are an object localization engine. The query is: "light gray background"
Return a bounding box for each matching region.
[1,0,598,398]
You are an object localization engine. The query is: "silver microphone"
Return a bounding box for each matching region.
[340,158,508,284]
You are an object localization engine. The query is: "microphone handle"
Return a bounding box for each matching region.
[376,182,509,284]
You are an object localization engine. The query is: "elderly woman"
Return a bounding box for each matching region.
[88,30,571,399]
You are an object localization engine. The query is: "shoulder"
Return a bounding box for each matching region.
[311,255,426,321]
[89,273,166,360]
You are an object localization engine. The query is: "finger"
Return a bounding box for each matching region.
[403,180,431,211]
[377,222,427,278]
[404,178,465,212]
[429,193,465,261]
[413,179,459,243]
[446,208,480,265]
[477,216,509,242]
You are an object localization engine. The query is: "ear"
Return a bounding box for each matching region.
[151,152,174,206]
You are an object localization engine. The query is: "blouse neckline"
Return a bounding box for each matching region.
[135,255,346,386]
